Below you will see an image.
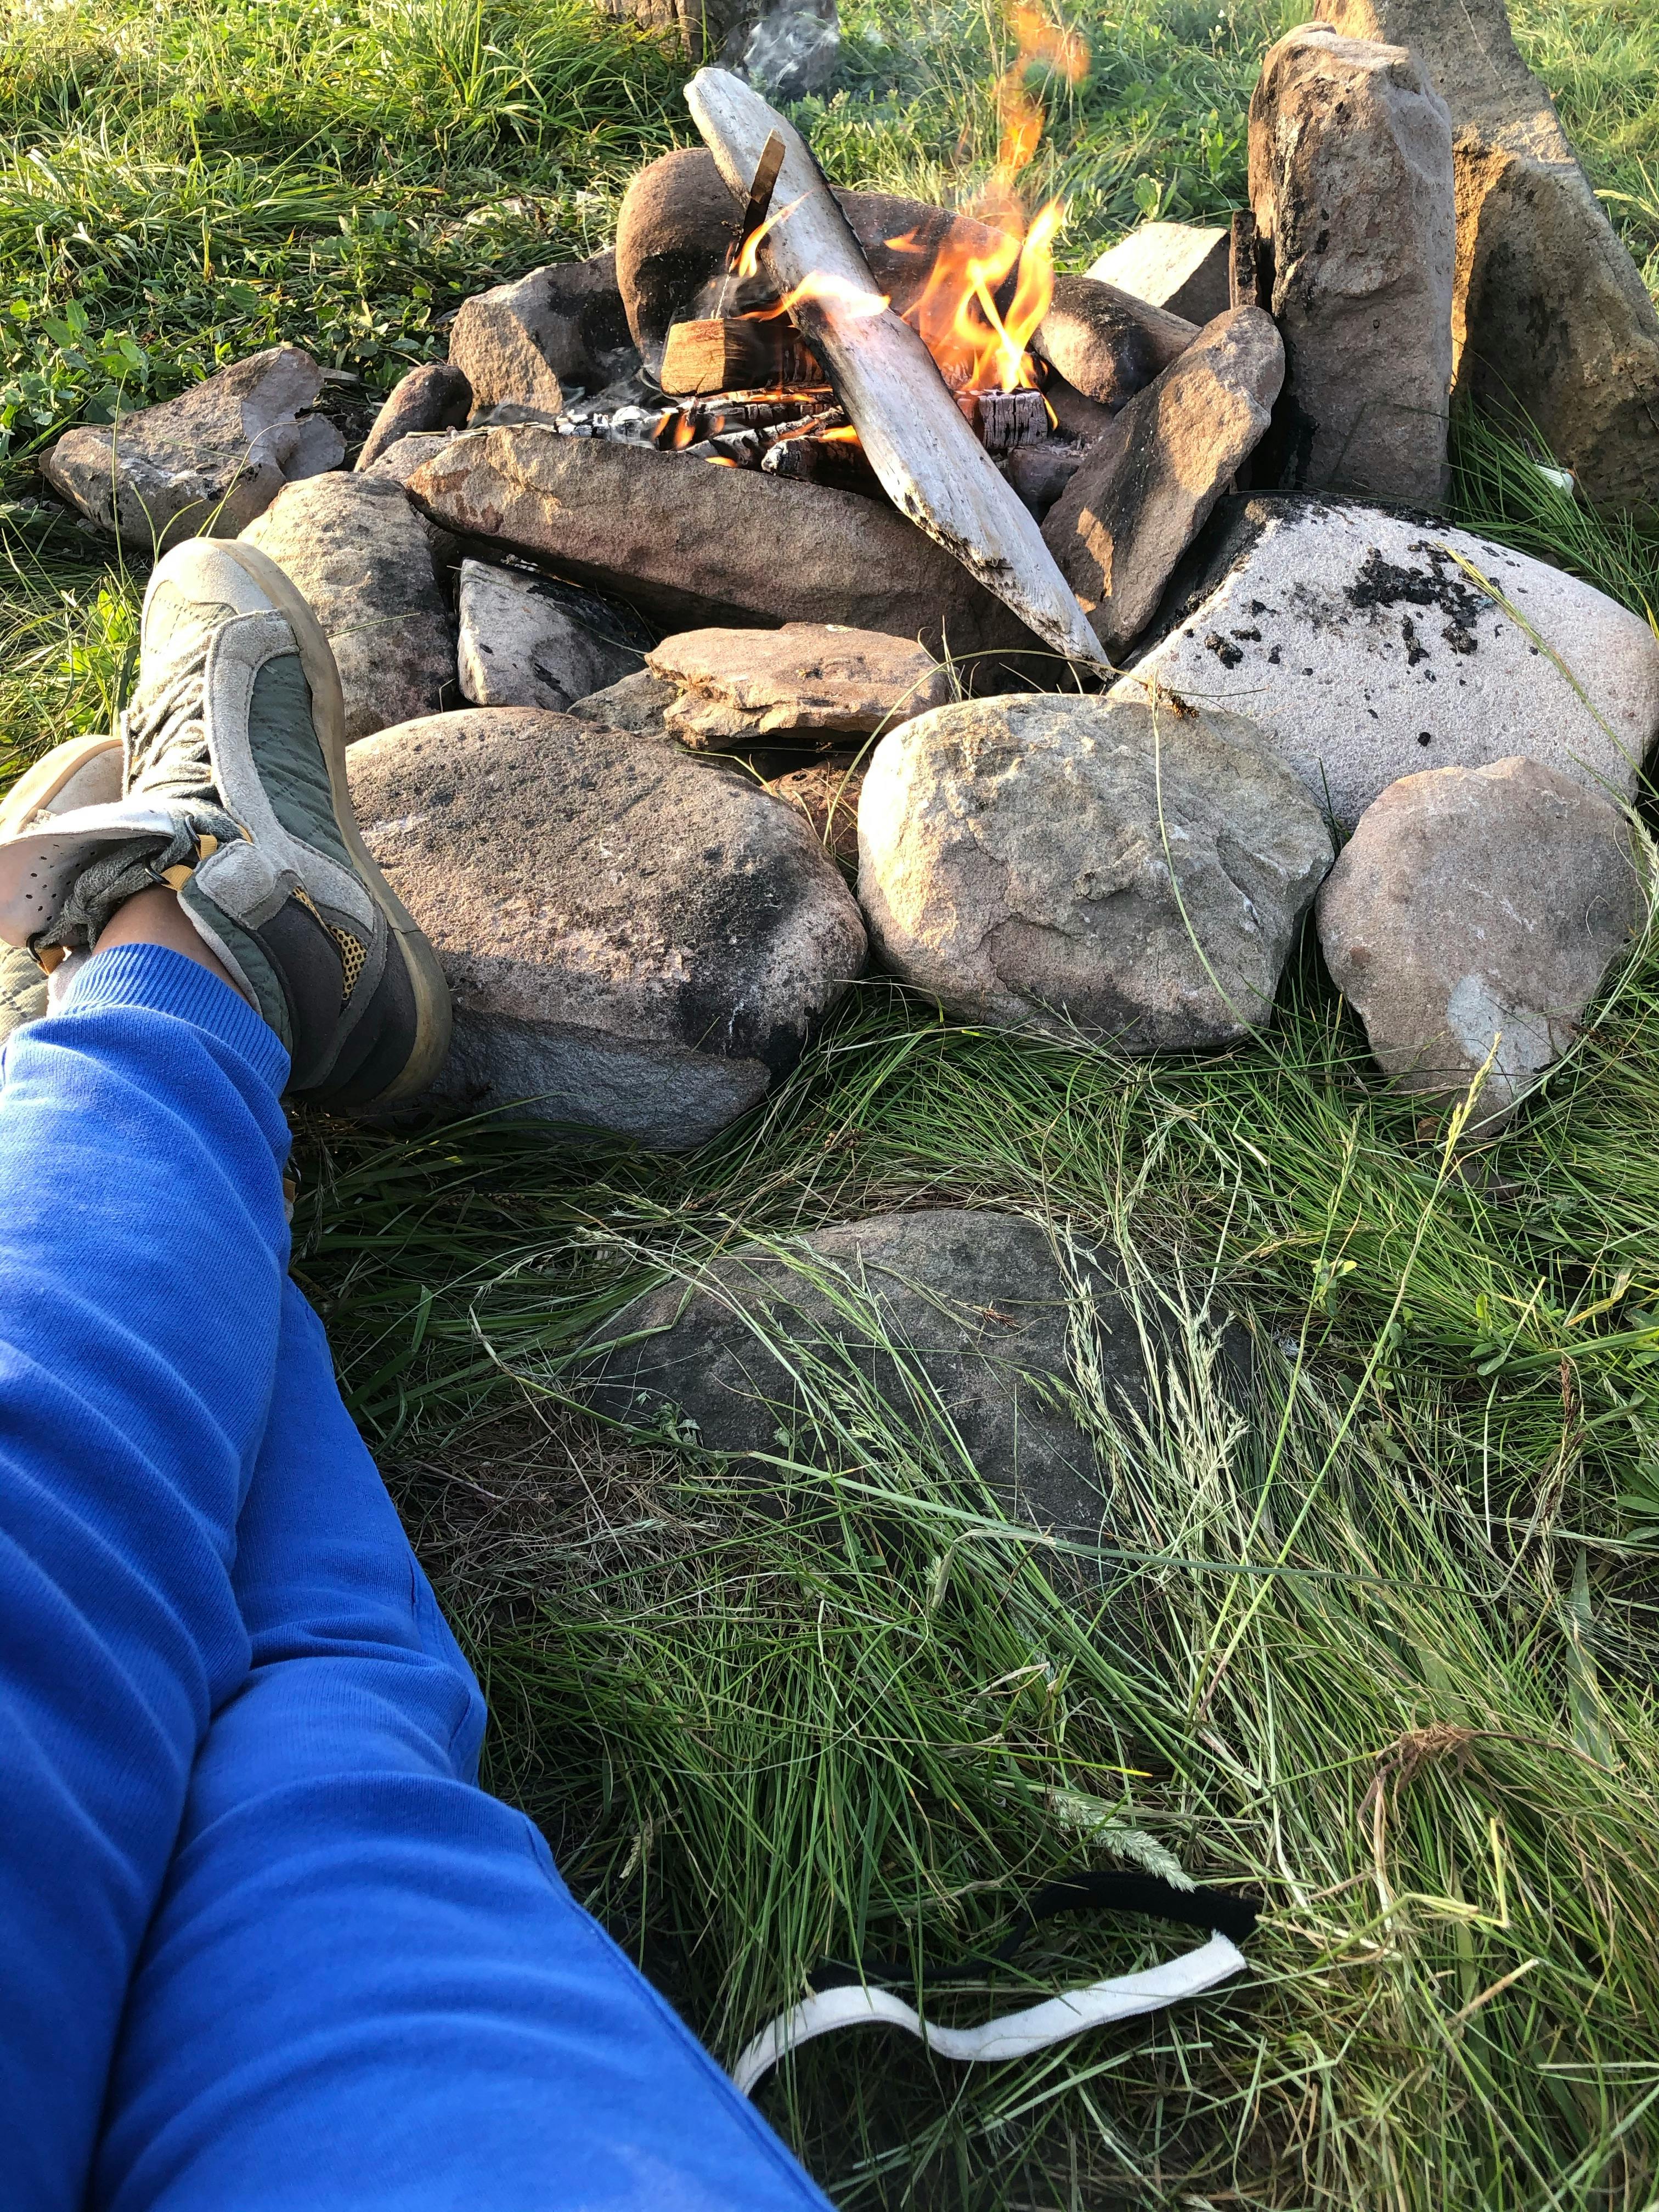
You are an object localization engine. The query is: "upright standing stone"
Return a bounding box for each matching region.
[447,253,634,415]
[1316,0,1659,522]
[1249,22,1454,506]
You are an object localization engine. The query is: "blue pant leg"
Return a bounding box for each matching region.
[94,1282,832,2212]
[0,946,291,2212]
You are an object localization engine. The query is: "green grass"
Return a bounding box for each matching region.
[5,0,1659,2200]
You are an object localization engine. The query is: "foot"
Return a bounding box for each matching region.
[0,734,123,1044]
[0,542,450,1107]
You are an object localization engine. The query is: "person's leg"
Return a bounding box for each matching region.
[0,941,292,2212]
[0,537,451,2211]
[94,1280,831,2212]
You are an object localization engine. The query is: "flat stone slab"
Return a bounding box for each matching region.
[1042,306,1283,654]
[407,425,1035,657]
[346,706,867,1147]
[647,622,951,742]
[859,691,1332,1051]
[45,347,344,550]
[1118,494,1659,830]
[240,472,456,742]
[1318,755,1646,1130]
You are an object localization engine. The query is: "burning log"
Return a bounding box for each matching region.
[760,420,882,496]
[659,315,821,394]
[960,385,1049,454]
[684,68,1107,668]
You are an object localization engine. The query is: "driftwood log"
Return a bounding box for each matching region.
[684,68,1107,668]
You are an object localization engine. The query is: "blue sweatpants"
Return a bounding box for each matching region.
[0,944,828,2212]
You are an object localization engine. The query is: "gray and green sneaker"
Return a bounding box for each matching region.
[0,540,450,1108]
[0,734,123,1043]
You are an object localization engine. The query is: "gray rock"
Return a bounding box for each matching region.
[346,707,867,1147]
[1317,0,1659,522]
[1318,757,1647,1129]
[1116,494,1659,829]
[1042,307,1284,654]
[363,431,460,486]
[1032,273,1197,408]
[584,1209,1142,1540]
[616,149,744,376]
[239,473,456,742]
[567,669,677,737]
[356,362,472,472]
[448,252,635,416]
[1086,222,1232,326]
[858,692,1332,1051]
[406,426,1035,658]
[44,347,344,550]
[1249,23,1455,506]
[456,560,641,712]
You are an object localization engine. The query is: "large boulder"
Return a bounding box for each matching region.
[346,707,867,1147]
[44,348,344,550]
[586,1209,1169,1541]
[356,362,472,472]
[858,692,1332,1051]
[447,252,634,415]
[1317,0,1659,522]
[1042,306,1284,655]
[240,473,456,742]
[406,426,1036,658]
[646,623,950,746]
[1249,23,1455,507]
[456,560,643,712]
[1115,494,1659,830]
[1318,757,1647,1130]
[1087,223,1232,326]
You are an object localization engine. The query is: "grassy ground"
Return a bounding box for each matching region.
[5,0,1659,2203]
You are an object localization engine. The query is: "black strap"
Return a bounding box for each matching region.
[809,1869,1260,1993]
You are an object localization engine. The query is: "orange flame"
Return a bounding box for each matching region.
[888,3,1086,393]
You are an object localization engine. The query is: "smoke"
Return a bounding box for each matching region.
[743,4,840,99]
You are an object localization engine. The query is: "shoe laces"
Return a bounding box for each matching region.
[120,651,216,809]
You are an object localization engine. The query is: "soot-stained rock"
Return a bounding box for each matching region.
[1249,22,1455,506]
[406,426,1035,658]
[44,348,345,550]
[858,691,1332,1051]
[1042,307,1284,655]
[1086,222,1232,325]
[239,472,456,741]
[567,668,678,737]
[1118,494,1659,829]
[1318,757,1646,1130]
[457,560,645,712]
[585,1208,1188,1542]
[1317,0,1659,522]
[448,253,635,415]
[346,706,867,1147]
[1032,273,1197,408]
[356,362,472,471]
[647,623,950,744]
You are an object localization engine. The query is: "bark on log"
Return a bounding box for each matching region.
[685,67,1106,668]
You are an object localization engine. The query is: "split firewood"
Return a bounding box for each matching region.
[659,315,820,395]
[684,68,1108,668]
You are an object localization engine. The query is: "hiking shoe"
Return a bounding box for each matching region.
[0,735,123,1043]
[0,540,450,1107]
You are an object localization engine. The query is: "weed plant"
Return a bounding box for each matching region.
[3,0,1659,2200]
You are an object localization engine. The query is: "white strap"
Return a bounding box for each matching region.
[732,1931,1249,2096]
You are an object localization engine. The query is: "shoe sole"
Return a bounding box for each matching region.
[176,543,454,1105]
[0,735,122,838]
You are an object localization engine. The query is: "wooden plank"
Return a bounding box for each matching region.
[685,67,1108,668]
